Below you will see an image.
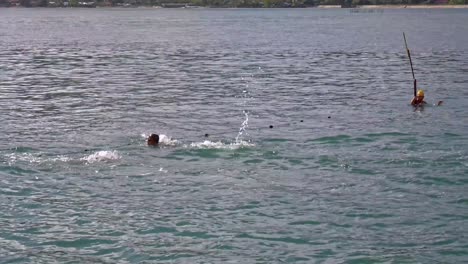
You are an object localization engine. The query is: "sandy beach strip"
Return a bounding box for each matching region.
[317,4,468,8]
[360,4,468,8]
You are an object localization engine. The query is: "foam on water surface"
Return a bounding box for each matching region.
[188,140,255,150]
[4,152,72,166]
[80,150,121,164]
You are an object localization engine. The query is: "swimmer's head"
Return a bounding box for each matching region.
[417,89,424,97]
[147,134,159,146]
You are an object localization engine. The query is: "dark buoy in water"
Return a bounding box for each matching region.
[205,133,209,137]
[328,116,331,119]
[300,120,303,122]
[269,125,273,129]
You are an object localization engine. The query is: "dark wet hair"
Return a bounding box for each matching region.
[147,134,159,146]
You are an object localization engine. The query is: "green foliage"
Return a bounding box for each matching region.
[19,0,31,6]
[8,0,463,8]
[303,0,317,5]
[320,0,340,4]
[110,0,124,5]
[352,0,371,5]
[190,0,204,5]
[264,0,282,7]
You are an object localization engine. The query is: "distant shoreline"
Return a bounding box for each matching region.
[317,4,468,8]
[2,4,468,9]
[354,5,468,8]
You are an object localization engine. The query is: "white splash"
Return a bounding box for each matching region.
[6,153,71,165]
[188,140,254,150]
[6,153,41,164]
[81,150,121,163]
[50,156,72,162]
[158,134,178,145]
[235,110,249,144]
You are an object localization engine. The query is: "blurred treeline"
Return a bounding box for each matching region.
[0,0,465,8]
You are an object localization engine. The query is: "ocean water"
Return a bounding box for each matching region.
[1,7,468,263]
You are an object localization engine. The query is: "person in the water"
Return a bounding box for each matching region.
[411,89,443,107]
[411,89,427,106]
[147,134,159,146]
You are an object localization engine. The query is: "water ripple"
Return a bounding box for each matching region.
[1,8,468,263]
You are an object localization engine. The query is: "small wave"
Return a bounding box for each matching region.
[81,150,121,163]
[5,153,42,164]
[308,135,352,144]
[5,153,72,165]
[188,140,254,150]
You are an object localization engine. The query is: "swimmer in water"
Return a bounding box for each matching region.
[147,134,159,146]
[410,89,443,107]
[411,89,427,106]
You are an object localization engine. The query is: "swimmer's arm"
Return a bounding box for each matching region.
[411,98,429,106]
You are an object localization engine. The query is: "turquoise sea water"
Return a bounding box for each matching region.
[1,8,468,263]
